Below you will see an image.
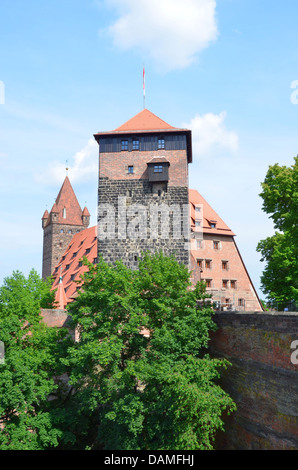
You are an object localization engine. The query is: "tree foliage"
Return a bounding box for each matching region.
[0,270,68,450]
[257,157,298,308]
[63,253,236,450]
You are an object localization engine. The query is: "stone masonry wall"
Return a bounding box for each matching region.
[42,223,86,279]
[97,178,190,269]
[209,311,298,450]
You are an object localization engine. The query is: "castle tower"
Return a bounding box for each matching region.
[41,176,90,279]
[93,108,192,269]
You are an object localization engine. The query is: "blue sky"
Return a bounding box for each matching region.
[0,0,298,299]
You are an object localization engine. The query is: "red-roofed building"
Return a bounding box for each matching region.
[44,109,263,312]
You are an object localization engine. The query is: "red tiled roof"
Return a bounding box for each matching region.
[44,177,86,227]
[115,108,176,132]
[51,226,97,304]
[55,277,68,309]
[189,189,235,236]
[82,206,90,216]
[93,108,193,163]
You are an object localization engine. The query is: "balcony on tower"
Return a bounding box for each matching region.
[147,157,170,182]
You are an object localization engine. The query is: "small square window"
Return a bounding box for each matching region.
[222,260,229,270]
[196,239,203,249]
[195,220,201,227]
[121,140,128,151]
[128,165,134,174]
[205,260,212,269]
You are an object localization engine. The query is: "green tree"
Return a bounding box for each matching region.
[0,269,68,450]
[64,253,235,450]
[257,157,298,308]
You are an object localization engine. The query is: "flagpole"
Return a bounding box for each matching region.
[143,65,145,109]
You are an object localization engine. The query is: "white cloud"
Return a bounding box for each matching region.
[36,138,98,185]
[183,112,239,158]
[103,0,218,71]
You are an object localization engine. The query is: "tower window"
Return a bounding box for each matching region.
[62,208,66,219]
[121,140,128,151]
[132,139,139,150]
[154,165,163,173]
[196,259,203,269]
[205,259,212,269]
[60,229,64,234]
[222,260,229,270]
[128,165,134,174]
[158,138,165,149]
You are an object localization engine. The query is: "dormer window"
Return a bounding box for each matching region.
[154,165,163,173]
[128,165,134,174]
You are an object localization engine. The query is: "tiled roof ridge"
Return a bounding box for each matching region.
[114,108,176,132]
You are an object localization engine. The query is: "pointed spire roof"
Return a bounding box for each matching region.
[42,209,49,220]
[49,176,84,226]
[82,206,90,216]
[55,275,68,309]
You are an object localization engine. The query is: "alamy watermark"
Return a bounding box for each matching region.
[0,81,4,105]
[97,198,203,250]
[290,80,298,104]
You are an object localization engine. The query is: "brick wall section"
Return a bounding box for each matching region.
[191,233,262,311]
[40,308,71,328]
[209,311,298,450]
[99,149,188,187]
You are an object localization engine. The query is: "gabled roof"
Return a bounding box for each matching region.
[43,176,87,227]
[189,189,235,236]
